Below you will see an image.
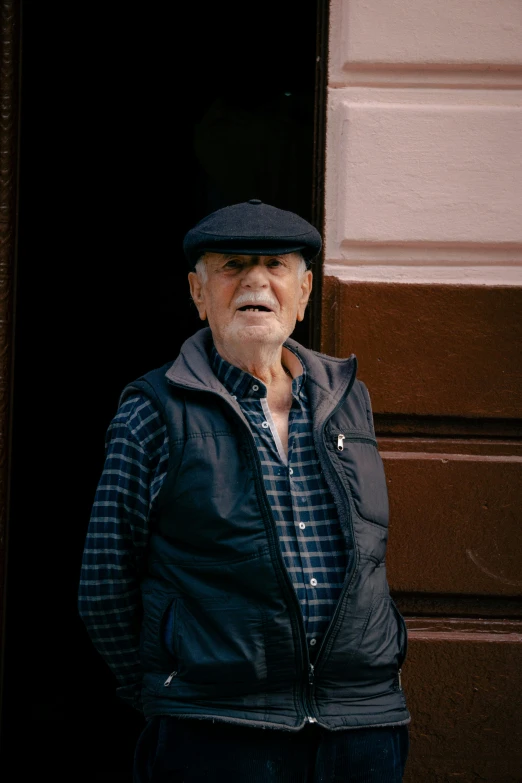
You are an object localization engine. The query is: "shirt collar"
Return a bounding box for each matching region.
[210,344,306,401]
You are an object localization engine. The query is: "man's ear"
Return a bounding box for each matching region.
[296,270,313,322]
[188,272,207,321]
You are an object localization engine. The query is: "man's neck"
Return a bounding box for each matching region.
[213,340,289,388]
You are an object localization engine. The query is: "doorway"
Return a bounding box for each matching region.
[1,2,322,780]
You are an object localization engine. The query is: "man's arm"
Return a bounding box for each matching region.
[78,393,168,711]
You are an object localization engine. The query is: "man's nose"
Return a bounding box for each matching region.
[241,264,269,287]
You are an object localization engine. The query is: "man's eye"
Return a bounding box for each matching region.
[267,259,283,267]
[223,260,242,270]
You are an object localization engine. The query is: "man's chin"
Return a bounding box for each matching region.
[225,324,287,346]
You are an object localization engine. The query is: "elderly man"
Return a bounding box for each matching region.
[79,200,410,782]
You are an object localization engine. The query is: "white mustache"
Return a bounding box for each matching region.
[234,292,278,310]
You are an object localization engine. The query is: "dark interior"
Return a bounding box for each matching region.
[1,2,320,780]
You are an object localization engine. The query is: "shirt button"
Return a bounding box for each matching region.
[310,578,318,587]
[289,468,294,475]
[261,421,269,429]
[252,384,259,391]
[299,522,306,530]
[309,638,317,646]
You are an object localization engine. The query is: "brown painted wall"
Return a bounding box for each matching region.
[322,275,522,781]
[321,278,522,419]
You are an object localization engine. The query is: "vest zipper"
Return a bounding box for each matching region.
[163,670,178,686]
[305,664,316,723]
[337,433,377,447]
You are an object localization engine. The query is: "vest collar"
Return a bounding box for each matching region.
[165,327,358,420]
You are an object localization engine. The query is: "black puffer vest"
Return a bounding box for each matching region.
[122,328,409,730]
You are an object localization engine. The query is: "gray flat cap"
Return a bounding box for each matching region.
[183,199,322,270]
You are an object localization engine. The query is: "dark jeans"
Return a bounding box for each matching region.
[134,716,409,783]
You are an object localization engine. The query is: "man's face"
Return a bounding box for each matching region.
[188,253,313,353]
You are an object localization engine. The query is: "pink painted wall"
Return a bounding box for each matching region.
[325,0,522,286]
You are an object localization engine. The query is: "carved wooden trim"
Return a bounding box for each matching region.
[0,0,21,674]
[310,0,330,351]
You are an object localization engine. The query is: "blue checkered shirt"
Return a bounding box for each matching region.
[78,346,347,710]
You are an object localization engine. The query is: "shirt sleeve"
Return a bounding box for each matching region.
[78,392,169,712]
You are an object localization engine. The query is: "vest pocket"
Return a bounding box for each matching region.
[354,592,405,673]
[329,436,390,528]
[141,590,179,671]
[162,597,180,663]
[390,598,408,669]
[165,597,267,687]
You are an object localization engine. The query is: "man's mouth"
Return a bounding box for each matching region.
[237,305,273,312]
